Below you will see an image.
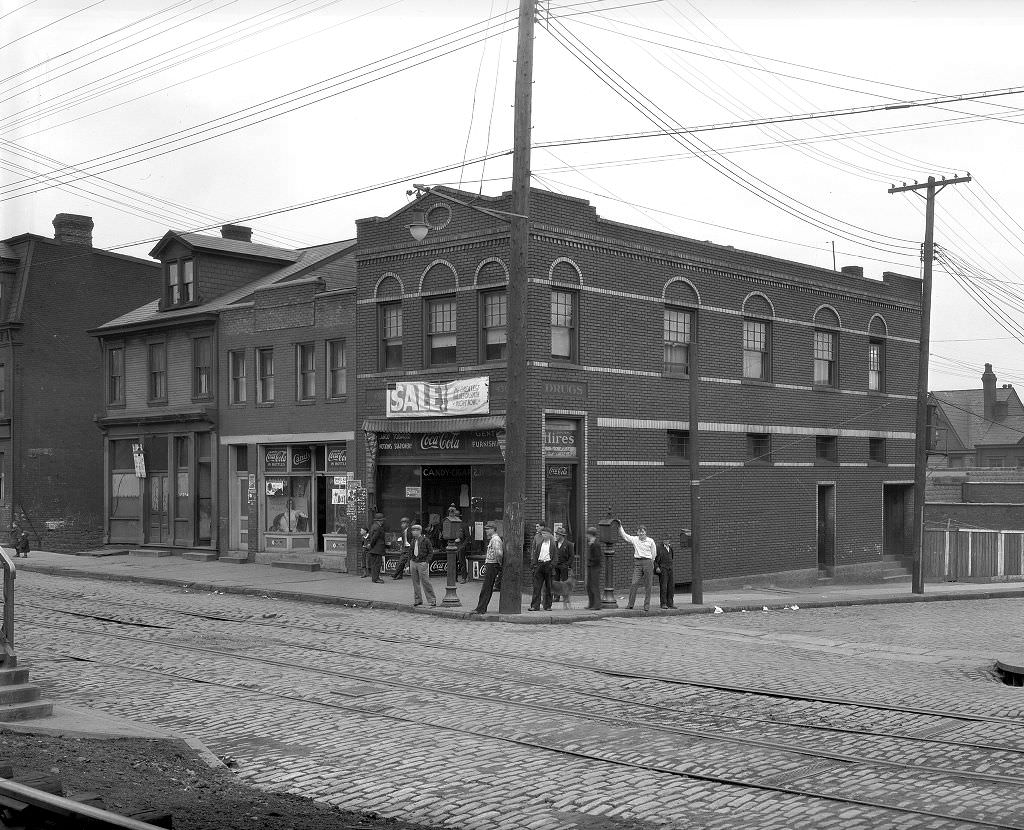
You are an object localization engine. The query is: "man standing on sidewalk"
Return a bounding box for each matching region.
[529,526,555,611]
[655,538,675,609]
[392,517,412,580]
[472,522,503,615]
[408,523,437,607]
[367,513,387,583]
[618,520,656,612]
[585,526,602,610]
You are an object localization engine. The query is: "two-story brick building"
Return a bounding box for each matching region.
[353,186,922,586]
[0,214,159,551]
[92,225,357,561]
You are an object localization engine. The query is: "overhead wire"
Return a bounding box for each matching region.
[0,1,40,25]
[0,0,107,53]
[458,0,498,190]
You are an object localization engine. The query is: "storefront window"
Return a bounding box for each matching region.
[175,436,190,517]
[111,473,141,517]
[265,477,311,533]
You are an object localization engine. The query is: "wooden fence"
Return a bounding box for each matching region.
[924,528,1024,580]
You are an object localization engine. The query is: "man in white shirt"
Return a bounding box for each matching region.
[472,522,504,615]
[529,525,555,611]
[618,520,657,612]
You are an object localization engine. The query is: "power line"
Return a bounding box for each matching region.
[0,0,106,52]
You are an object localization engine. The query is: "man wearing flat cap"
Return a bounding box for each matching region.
[408,522,437,607]
[366,512,386,583]
[472,522,503,615]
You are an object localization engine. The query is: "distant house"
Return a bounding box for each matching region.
[0,214,160,551]
[929,363,1024,467]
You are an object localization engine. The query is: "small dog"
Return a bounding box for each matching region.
[551,573,574,609]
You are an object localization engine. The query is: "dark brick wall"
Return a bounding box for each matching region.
[926,502,1024,531]
[15,238,159,551]
[353,187,922,584]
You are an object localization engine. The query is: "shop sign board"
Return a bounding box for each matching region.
[377,430,502,462]
[264,447,289,472]
[541,380,588,401]
[386,376,489,418]
[405,486,422,499]
[325,444,348,471]
[291,448,312,471]
[131,443,146,478]
[544,420,579,459]
[546,464,572,479]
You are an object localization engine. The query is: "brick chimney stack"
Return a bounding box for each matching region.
[221,224,252,242]
[52,213,94,247]
[982,363,997,422]
[841,265,864,278]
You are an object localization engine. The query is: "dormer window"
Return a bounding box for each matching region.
[166,257,195,306]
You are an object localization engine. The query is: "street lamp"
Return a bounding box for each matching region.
[406,210,429,242]
[441,505,462,607]
[597,510,619,609]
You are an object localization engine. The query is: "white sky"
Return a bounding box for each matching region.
[3,0,1024,391]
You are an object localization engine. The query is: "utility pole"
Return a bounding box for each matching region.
[888,174,971,594]
[498,0,535,614]
[689,340,702,605]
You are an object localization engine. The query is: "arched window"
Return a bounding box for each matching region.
[742,293,774,381]
[374,274,403,371]
[812,306,841,387]
[868,315,888,392]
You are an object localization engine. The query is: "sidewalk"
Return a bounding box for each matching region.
[13,550,1024,623]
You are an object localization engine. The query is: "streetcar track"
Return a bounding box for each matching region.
[22,621,1024,830]
[19,612,1024,793]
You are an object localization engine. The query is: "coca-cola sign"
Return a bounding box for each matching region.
[326,445,347,471]
[420,433,461,451]
[264,448,288,472]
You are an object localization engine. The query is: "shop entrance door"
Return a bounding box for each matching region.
[421,466,471,526]
[147,474,170,544]
[817,484,836,576]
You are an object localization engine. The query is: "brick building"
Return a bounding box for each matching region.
[92,225,356,560]
[0,214,159,551]
[353,187,923,586]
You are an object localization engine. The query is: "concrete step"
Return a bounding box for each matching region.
[0,684,40,705]
[0,667,28,686]
[181,551,217,562]
[882,573,912,583]
[129,549,172,558]
[218,553,249,564]
[0,700,54,721]
[270,560,320,572]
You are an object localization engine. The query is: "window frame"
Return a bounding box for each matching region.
[378,301,403,371]
[327,339,347,399]
[425,295,458,367]
[868,437,887,465]
[192,335,213,401]
[107,345,125,407]
[813,328,838,388]
[147,339,167,404]
[663,305,693,376]
[815,435,839,465]
[296,342,316,401]
[666,429,690,464]
[550,288,578,363]
[229,349,247,405]
[257,347,275,404]
[742,318,771,381]
[480,289,508,362]
[165,257,197,308]
[0,363,6,417]
[746,432,772,466]
[868,338,884,393]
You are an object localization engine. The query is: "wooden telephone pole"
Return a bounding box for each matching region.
[888,174,971,594]
[498,0,536,613]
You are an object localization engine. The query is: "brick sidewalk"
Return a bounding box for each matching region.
[12,549,1024,622]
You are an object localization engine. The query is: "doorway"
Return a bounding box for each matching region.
[883,484,912,564]
[147,474,170,544]
[816,484,836,575]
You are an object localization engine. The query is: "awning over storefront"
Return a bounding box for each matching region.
[361,415,506,434]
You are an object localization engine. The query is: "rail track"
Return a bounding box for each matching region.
[14,593,1024,830]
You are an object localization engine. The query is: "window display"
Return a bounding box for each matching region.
[266,476,310,532]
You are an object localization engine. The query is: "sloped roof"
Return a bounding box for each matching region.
[149,230,301,263]
[931,387,1024,450]
[97,238,356,331]
[0,242,19,260]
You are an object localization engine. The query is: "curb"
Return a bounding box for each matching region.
[16,562,1024,624]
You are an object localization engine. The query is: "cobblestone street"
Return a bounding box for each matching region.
[12,570,1024,830]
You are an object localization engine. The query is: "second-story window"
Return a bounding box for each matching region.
[257,347,274,403]
[813,329,837,387]
[229,350,246,404]
[551,289,577,361]
[482,290,507,361]
[108,347,124,406]
[664,307,692,375]
[379,302,403,370]
[148,342,166,402]
[743,319,770,380]
[427,297,457,366]
[815,435,838,464]
[193,336,212,399]
[328,339,347,397]
[166,258,195,306]
[297,343,315,400]
[869,340,884,392]
[0,364,6,416]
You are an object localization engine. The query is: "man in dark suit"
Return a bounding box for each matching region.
[529,526,555,611]
[367,512,387,583]
[655,538,675,609]
[408,523,437,607]
[585,526,602,610]
[552,527,574,600]
[391,517,412,580]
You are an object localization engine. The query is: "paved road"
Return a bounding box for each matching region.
[12,570,1024,830]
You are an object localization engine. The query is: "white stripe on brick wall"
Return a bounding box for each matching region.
[775,462,816,467]
[595,460,666,467]
[596,417,914,440]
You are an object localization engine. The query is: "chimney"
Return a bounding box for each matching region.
[982,363,997,422]
[221,224,252,242]
[841,265,864,278]
[52,213,93,247]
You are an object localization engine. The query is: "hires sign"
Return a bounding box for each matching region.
[386,377,489,418]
